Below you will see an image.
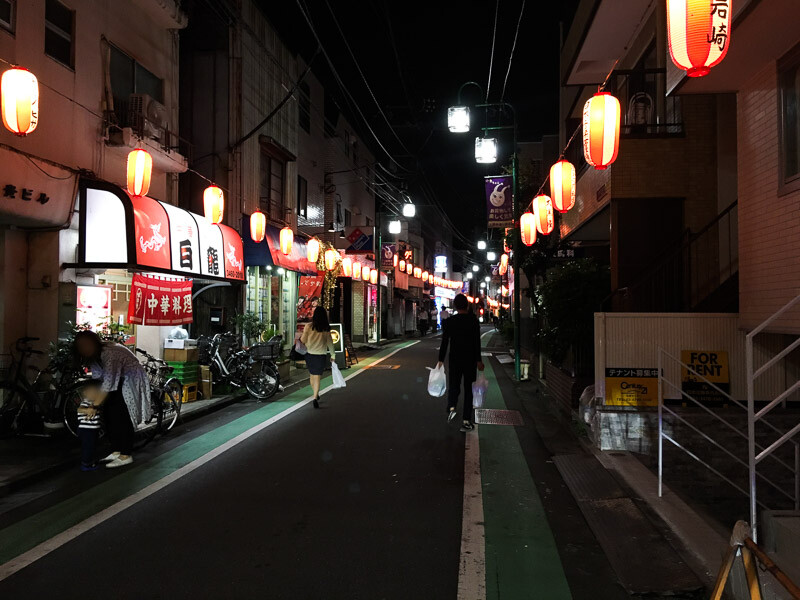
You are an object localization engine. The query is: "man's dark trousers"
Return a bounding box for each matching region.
[448,360,477,421]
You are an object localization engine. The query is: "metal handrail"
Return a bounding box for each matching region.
[746,292,800,541]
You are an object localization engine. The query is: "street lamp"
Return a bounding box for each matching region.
[486,251,496,261]
[472,265,479,272]
[447,106,470,132]
[466,272,473,279]
[388,220,401,234]
[484,276,490,282]
[475,137,497,164]
[477,240,487,250]
[402,203,416,218]
[480,282,486,288]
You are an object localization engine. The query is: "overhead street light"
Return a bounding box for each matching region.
[466,272,473,279]
[472,265,479,272]
[480,282,486,288]
[475,137,497,164]
[484,276,490,282]
[447,106,470,133]
[486,251,496,261]
[477,240,487,250]
[388,220,401,234]
[402,203,416,217]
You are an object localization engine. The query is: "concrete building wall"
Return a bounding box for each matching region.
[737,62,800,333]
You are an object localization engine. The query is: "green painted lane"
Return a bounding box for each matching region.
[0,342,415,566]
[480,341,572,599]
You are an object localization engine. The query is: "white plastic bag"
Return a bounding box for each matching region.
[472,373,489,408]
[426,365,447,397]
[330,361,346,388]
[294,340,307,356]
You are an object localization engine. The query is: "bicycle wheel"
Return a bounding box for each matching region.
[0,382,28,436]
[62,381,98,439]
[245,361,280,400]
[158,378,182,432]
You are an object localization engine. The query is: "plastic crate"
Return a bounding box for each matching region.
[181,381,198,403]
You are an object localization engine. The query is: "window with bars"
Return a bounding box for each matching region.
[45,0,74,68]
[0,0,14,33]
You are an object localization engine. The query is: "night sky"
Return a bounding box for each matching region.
[261,0,579,243]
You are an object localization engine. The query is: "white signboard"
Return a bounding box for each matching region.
[435,287,456,300]
[434,255,448,273]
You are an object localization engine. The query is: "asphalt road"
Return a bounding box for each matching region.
[0,335,467,599]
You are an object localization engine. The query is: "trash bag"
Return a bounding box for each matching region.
[426,365,447,397]
[472,373,489,408]
[331,362,346,389]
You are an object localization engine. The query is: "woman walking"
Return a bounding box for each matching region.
[73,330,151,468]
[300,306,335,409]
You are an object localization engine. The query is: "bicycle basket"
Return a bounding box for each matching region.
[250,341,280,361]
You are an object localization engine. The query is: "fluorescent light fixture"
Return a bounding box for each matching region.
[477,240,487,250]
[447,106,470,133]
[388,220,401,234]
[402,203,416,217]
[475,137,498,164]
[486,251,496,261]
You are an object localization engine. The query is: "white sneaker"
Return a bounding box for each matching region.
[447,408,458,423]
[106,456,134,468]
[100,452,120,463]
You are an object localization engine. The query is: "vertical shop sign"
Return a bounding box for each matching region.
[485,175,513,228]
[128,274,194,325]
[380,243,396,269]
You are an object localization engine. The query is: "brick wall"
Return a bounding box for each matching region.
[737,63,800,332]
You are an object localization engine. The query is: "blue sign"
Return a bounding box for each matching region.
[434,255,448,273]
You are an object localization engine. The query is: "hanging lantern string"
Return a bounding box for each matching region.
[518,0,656,215]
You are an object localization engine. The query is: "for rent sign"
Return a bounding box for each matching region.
[681,350,730,402]
[605,368,659,407]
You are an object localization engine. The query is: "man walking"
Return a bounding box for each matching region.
[436,293,483,431]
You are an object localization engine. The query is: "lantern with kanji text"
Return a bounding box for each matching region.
[399,259,406,272]
[422,271,429,282]
[532,195,554,235]
[307,238,320,263]
[667,0,731,78]
[499,253,508,275]
[550,160,575,213]
[126,149,152,198]
[520,211,537,246]
[324,249,338,271]
[1,67,38,136]
[250,210,266,243]
[203,186,225,224]
[414,267,421,279]
[279,226,293,255]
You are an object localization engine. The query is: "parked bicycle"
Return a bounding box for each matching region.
[0,337,92,437]
[198,332,281,400]
[135,348,182,436]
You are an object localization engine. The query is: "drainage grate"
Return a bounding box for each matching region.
[474,408,524,426]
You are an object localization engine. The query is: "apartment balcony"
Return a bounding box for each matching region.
[105,96,191,174]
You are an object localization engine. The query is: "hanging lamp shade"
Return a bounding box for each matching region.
[532,195,555,235]
[520,211,537,246]
[370,270,378,285]
[279,226,293,255]
[667,0,731,78]
[550,160,576,213]
[250,210,266,243]
[341,257,352,277]
[203,186,225,224]
[499,253,509,275]
[307,238,320,263]
[1,68,39,136]
[582,92,620,170]
[353,261,362,280]
[414,267,421,279]
[422,271,429,283]
[324,249,338,271]
[126,149,152,198]
[399,259,406,272]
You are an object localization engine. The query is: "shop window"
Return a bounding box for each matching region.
[0,0,14,33]
[260,149,284,221]
[45,0,74,68]
[110,44,163,104]
[298,81,311,134]
[297,175,308,218]
[779,43,800,192]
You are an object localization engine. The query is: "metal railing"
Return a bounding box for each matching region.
[607,200,738,312]
[105,97,193,161]
[657,348,800,538]
[607,68,683,137]
[747,293,800,542]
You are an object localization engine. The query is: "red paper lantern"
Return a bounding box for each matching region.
[324,249,338,271]
[520,211,537,246]
[550,160,575,213]
[414,267,421,279]
[1,67,38,136]
[370,270,378,285]
[203,186,225,224]
[667,0,731,78]
[126,149,152,198]
[422,271,429,282]
[341,257,352,277]
[279,226,293,255]
[307,238,320,263]
[363,266,371,282]
[393,254,398,267]
[353,261,362,280]
[250,210,266,243]
[583,92,620,170]
[533,195,554,235]
[406,262,413,275]
[499,253,508,275]
[399,259,406,272]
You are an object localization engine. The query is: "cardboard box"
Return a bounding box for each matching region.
[199,365,211,380]
[200,379,212,399]
[163,348,199,363]
[164,338,185,349]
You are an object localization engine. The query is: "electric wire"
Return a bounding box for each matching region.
[485,0,500,102]
[499,0,526,103]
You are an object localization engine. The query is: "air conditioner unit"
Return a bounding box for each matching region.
[129,94,168,142]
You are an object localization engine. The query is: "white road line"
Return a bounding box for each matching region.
[457,428,486,600]
[0,340,419,581]
[480,329,495,339]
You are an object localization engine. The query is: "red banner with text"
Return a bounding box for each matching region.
[128,274,194,325]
